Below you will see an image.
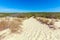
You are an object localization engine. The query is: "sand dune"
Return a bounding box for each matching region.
[0,17,60,40]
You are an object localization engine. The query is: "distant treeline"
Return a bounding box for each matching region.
[0,12,60,19]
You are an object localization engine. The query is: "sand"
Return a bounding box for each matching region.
[0,17,60,40]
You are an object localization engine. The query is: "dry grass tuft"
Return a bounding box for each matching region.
[9,20,23,33]
[0,17,23,34]
[0,20,8,31]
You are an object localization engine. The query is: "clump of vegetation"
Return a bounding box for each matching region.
[9,18,23,33]
[0,17,23,34]
[0,20,8,31]
[0,12,60,19]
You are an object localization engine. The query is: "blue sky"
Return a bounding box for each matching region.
[0,0,60,12]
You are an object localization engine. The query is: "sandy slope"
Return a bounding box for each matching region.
[1,17,60,40]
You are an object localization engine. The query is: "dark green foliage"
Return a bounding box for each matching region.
[0,12,60,19]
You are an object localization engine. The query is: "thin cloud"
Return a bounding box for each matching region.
[0,7,31,12]
[0,7,60,12]
[43,7,60,12]
[0,7,45,12]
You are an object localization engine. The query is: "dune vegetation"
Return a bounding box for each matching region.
[0,12,60,19]
[0,12,60,40]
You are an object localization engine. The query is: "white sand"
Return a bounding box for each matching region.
[1,17,60,40]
